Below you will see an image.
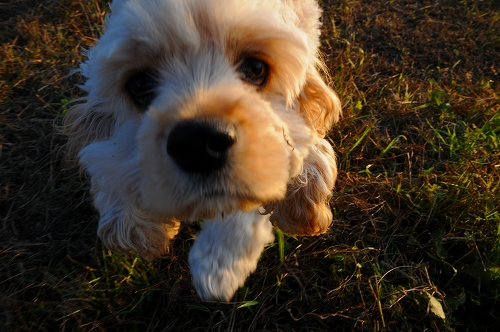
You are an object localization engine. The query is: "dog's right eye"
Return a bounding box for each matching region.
[126,72,157,107]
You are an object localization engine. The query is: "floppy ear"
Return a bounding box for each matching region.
[62,99,116,162]
[266,62,341,236]
[266,138,337,236]
[298,66,341,138]
[285,0,341,137]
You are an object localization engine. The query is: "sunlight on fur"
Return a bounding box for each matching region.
[64,0,341,301]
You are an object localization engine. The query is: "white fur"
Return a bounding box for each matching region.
[64,0,341,301]
[189,210,274,301]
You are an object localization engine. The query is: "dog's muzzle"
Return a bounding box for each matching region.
[166,118,236,174]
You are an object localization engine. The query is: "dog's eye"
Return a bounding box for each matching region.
[238,58,269,87]
[126,72,157,107]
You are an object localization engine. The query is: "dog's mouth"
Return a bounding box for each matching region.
[178,164,233,197]
[194,178,228,199]
[171,168,265,218]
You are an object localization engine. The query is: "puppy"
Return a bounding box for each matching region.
[64,0,341,301]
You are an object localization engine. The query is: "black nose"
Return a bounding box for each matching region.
[166,119,236,174]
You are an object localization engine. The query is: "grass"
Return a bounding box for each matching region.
[1,0,499,330]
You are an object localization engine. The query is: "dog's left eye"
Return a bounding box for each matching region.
[238,58,269,87]
[126,72,158,107]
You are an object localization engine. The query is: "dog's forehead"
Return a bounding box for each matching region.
[83,0,321,105]
[102,0,310,58]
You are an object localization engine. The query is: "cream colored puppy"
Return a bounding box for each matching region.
[64,0,341,301]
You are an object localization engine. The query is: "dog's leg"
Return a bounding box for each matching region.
[188,210,274,301]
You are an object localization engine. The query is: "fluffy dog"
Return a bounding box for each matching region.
[64,0,341,301]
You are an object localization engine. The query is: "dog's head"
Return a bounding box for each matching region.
[65,0,340,234]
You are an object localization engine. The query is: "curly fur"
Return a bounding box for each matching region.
[264,138,337,235]
[64,0,341,301]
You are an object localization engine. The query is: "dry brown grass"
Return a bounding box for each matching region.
[1,0,499,331]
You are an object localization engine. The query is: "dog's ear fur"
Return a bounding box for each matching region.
[298,67,341,138]
[93,186,181,261]
[266,138,337,236]
[270,70,340,235]
[265,0,341,236]
[286,0,341,137]
[63,100,116,162]
[65,100,177,260]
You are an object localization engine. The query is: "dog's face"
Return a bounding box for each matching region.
[68,0,339,222]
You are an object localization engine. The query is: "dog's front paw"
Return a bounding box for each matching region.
[189,252,245,302]
[188,211,274,301]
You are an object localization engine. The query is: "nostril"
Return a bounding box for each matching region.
[206,132,234,156]
[167,119,236,174]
